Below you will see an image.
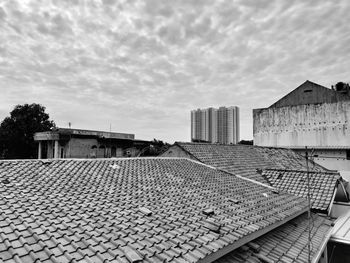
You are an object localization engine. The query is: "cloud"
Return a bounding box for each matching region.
[0,0,350,142]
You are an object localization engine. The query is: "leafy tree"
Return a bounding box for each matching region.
[335,82,346,91]
[0,104,56,159]
[139,139,170,156]
[335,82,350,92]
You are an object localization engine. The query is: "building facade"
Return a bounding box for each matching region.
[191,106,239,144]
[253,80,350,179]
[34,128,150,159]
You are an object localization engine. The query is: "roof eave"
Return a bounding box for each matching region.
[198,207,309,263]
[312,222,334,263]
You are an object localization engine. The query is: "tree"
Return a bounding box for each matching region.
[0,104,56,159]
[335,82,350,92]
[139,139,170,156]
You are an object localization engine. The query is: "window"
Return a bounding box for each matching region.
[304,89,312,93]
[346,150,350,160]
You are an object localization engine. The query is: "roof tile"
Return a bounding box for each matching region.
[262,169,339,212]
[215,213,333,263]
[0,158,307,263]
[170,143,326,184]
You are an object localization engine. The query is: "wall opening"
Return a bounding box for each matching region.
[111,146,116,157]
[90,145,97,158]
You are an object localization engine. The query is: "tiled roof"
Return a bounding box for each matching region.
[215,212,333,263]
[0,158,308,263]
[173,143,326,184]
[261,169,339,212]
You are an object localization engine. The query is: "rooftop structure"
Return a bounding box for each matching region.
[253,80,350,181]
[0,158,317,263]
[34,128,135,141]
[269,80,350,108]
[34,128,149,159]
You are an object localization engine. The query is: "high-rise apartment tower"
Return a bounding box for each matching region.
[191,106,239,144]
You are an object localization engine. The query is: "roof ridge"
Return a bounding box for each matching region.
[0,157,191,163]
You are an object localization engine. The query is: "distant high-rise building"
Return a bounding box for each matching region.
[191,106,239,144]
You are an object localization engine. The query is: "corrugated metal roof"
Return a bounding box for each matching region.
[331,210,350,245]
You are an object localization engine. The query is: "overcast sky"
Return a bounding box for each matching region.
[0,0,349,143]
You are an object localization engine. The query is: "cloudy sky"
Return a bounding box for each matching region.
[0,0,349,143]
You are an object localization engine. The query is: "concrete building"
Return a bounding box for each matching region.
[191,106,239,144]
[34,128,150,159]
[253,80,350,180]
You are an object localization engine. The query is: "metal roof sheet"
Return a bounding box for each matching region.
[330,210,350,245]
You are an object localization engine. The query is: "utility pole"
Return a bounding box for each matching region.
[305,146,311,263]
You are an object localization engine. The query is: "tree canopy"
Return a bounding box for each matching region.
[0,104,56,159]
[335,82,350,91]
[139,139,170,156]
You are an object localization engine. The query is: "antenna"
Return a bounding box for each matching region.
[305,146,311,263]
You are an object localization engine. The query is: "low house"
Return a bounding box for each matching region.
[0,158,333,262]
[34,128,150,159]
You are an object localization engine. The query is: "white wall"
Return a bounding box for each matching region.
[254,101,350,147]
